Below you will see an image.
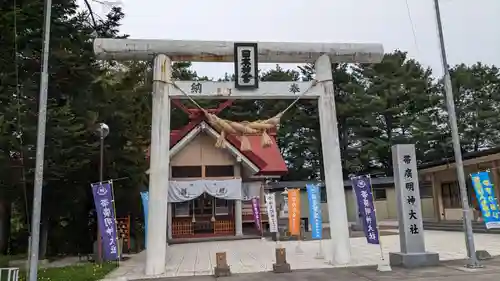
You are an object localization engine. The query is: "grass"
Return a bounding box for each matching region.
[18,263,118,281]
[0,255,26,268]
[0,256,117,281]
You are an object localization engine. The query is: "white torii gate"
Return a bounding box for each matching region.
[93,38,384,276]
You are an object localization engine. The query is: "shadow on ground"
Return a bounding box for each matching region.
[302,225,398,240]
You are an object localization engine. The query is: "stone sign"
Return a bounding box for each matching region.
[389,144,439,268]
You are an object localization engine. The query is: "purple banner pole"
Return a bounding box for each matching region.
[350,175,380,245]
[251,197,262,234]
[91,182,120,261]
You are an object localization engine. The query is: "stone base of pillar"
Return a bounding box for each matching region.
[349,223,364,231]
[389,251,439,268]
[214,266,231,277]
[476,250,492,260]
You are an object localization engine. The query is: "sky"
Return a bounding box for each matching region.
[80,0,500,79]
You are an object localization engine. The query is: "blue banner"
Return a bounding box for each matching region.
[470,171,500,229]
[140,191,149,247]
[91,182,119,261]
[306,184,323,239]
[351,175,380,245]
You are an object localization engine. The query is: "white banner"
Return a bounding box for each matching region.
[168,179,242,202]
[265,193,278,233]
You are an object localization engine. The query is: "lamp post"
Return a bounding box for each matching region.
[95,123,109,264]
[28,0,52,279]
[96,123,110,183]
[432,0,479,267]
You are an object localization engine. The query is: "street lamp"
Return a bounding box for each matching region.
[96,123,110,183]
[94,123,109,264]
[433,0,479,267]
[28,0,52,279]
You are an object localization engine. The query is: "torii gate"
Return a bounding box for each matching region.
[93,38,384,275]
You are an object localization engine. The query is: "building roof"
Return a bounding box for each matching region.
[169,116,288,176]
[418,146,500,170]
[169,121,260,174]
[265,177,394,190]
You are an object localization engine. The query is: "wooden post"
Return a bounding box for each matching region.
[272,247,291,273]
[213,252,231,277]
[491,161,500,203]
[260,209,264,238]
[430,173,443,221]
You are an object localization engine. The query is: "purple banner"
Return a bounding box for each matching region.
[351,175,380,245]
[91,182,119,260]
[251,197,262,232]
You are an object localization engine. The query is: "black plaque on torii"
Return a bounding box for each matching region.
[234,42,259,90]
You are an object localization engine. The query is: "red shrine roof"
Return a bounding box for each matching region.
[169,114,288,176]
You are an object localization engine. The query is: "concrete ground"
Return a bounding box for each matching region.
[135,257,500,281]
[101,230,500,280]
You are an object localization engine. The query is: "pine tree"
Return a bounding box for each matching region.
[352,51,441,174]
[444,63,500,152]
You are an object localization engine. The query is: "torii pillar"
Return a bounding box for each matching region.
[93,38,384,275]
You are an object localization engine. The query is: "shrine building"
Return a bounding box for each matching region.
[147,101,287,239]
[419,147,500,222]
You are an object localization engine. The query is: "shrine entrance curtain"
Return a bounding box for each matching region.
[168,178,242,203]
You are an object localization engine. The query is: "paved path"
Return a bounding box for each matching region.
[102,230,500,280]
[136,258,500,281]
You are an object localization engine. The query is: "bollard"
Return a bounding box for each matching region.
[0,268,20,281]
[272,247,291,273]
[213,252,231,277]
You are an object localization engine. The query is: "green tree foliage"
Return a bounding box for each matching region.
[446,63,500,151]
[352,51,441,174]
[0,0,135,255]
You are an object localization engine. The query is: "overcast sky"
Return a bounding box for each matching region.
[82,0,500,79]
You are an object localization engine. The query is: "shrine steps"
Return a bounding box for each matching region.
[169,234,262,245]
[423,220,500,234]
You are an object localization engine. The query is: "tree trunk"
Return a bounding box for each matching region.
[39,217,49,259]
[384,114,394,175]
[338,117,349,175]
[0,200,11,254]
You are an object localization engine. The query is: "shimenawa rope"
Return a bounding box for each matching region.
[168,79,321,151]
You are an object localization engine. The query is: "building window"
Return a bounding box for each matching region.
[215,198,230,215]
[171,166,202,178]
[441,181,475,209]
[205,165,234,177]
[373,188,387,201]
[174,202,190,217]
[419,181,433,198]
[320,186,327,203]
[442,182,460,208]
